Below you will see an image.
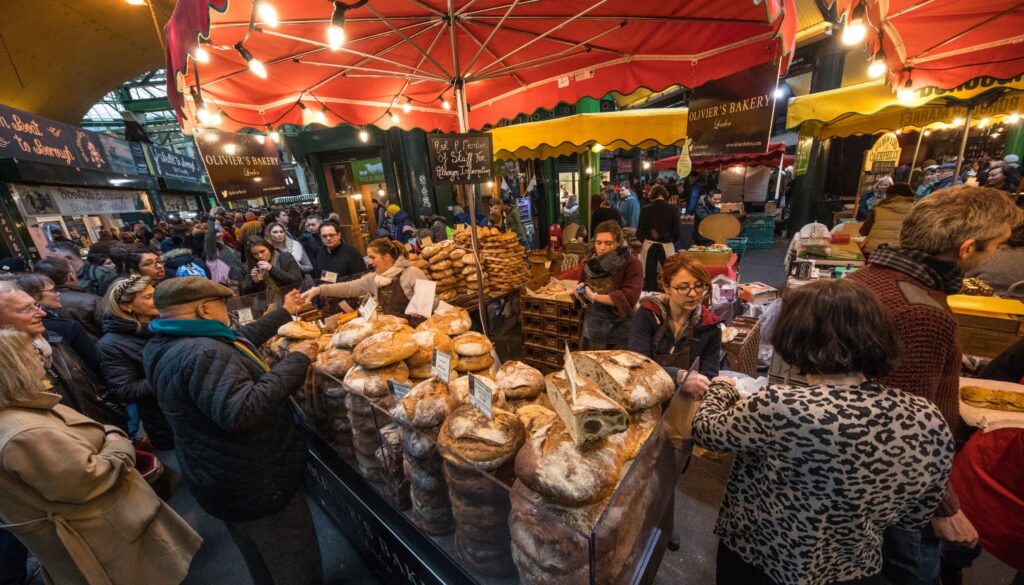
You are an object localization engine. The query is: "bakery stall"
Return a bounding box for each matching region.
[249,294,683,585]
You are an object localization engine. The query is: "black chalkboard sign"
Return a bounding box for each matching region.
[426,133,493,185]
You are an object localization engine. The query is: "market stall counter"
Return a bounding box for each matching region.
[243,286,682,585]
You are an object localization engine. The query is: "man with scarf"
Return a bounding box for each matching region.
[848,186,1023,585]
[142,277,323,585]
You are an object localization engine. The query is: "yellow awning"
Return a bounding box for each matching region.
[787,78,1024,138]
[488,109,688,160]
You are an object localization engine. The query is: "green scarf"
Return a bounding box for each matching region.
[149,318,237,341]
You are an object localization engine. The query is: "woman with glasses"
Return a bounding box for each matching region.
[128,250,165,281]
[628,253,721,396]
[15,273,101,378]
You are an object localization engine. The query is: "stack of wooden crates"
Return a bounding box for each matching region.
[520,294,582,373]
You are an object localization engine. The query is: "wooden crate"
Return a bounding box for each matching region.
[723,316,761,377]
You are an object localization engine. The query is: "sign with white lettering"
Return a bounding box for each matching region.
[9,183,151,216]
[427,133,493,185]
[468,373,493,420]
[194,129,286,202]
[431,349,452,381]
[0,104,111,171]
[687,58,780,157]
[146,143,205,182]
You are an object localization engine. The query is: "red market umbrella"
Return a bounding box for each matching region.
[655,142,790,171]
[832,0,1024,92]
[165,0,797,134]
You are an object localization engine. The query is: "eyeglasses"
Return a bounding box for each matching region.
[16,303,44,315]
[669,282,708,295]
[320,233,339,239]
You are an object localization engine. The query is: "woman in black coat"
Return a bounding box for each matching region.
[242,236,303,294]
[97,275,175,449]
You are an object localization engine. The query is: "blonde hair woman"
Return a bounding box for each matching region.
[0,329,201,584]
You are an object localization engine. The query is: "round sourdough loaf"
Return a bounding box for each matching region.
[353,328,418,368]
[496,361,545,399]
[277,320,320,339]
[452,331,492,357]
[417,308,472,336]
[343,362,410,399]
[438,404,524,471]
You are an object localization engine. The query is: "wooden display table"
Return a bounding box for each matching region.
[948,295,1024,358]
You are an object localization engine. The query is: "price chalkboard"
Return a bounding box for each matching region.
[427,133,493,185]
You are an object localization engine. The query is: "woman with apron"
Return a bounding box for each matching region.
[560,220,643,349]
[302,238,431,325]
[628,253,722,396]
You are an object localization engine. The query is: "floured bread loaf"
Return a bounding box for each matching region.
[375,423,410,510]
[545,372,628,447]
[333,314,408,349]
[417,307,472,336]
[354,328,418,368]
[393,378,454,429]
[343,362,410,399]
[407,329,454,367]
[262,336,289,364]
[571,351,675,412]
[514,416,623,507]
[606,405,662,461]
[454,353,494,372]
[496,361,545,400]
[515,404,558,436]
[439,404,524,576]
[449,375,509,409]
[452,331,492,357]
[316,333,334,353]
[313,347,354,379]
[277,320,320,339]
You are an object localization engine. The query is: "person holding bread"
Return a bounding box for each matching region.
[693,279,954,585]
[302,238,431,322]
[628,253,721,397]
[560,220,643,349]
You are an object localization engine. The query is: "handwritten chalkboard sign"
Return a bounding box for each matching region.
[427,133,493,185]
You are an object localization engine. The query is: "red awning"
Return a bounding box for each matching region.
[832,1,1024,91]
[655,142,791,171]
[165,0,797,134]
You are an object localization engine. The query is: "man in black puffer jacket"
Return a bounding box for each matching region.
[143,277,323,585]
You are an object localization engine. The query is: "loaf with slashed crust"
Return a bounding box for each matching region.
[353,328,418,368]
[545,372,628,447]
[496,361,545,400]
[406,329,454,367]
[571,350,675,412]
[417,308,472,336]
[452,331,492,357]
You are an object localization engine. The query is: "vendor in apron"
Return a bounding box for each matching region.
[560,220,643,350]
[628,253,722,397]
[302,238,431,325]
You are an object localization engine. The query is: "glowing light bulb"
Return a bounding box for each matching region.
[896,88,915,103]
[359,129,369,142]
[924,130,931,136]
[953,117,964,126]
[194,46,210,63]
[378,188,385,197]
[979,117,990,127]
[224,143,237,155]
[486,181,494,188]
[328,25,345,50]
[248,58,267,79]
[197,107,212,125]
[315,109,328,125]
[269,129,281,143]
[642,161,651,170]
[895,129,902,135]
[1010,113,1021,123]
[842,18,866,46]
[402,100,412,114]
[210,110,223,126]
[389,111,400,124]
[585,166,594,175]
[591,143,603,153]
[773,88,785,99]
[441,99,451,110]
[257,2,279,27]
[867,59,886,78]
[125,0,146,5]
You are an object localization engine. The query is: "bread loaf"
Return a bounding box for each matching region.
[545,372,628,447]
[417,307,472,336]
[452,331,492,357]
[313,347,354,379]
[961,385,1024,412]
[406,329,454,367]
[571,351,675,412]
[606,405,662,461]
[393,378,454,429]
[353,328,418,368]
[454,353,495,372]
[439,404,525,472]
[515,404,558,436]
[496,361,545,400]
[343,362,410,399]
[277,320,320,339]
[375,423,410,510]
[450,375,509,409]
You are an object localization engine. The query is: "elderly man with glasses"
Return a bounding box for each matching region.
[311,221,367,286]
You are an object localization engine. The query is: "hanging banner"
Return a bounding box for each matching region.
[351,157,385,186]
[194,130,287,202]
[146,144,205,183]
[427,133,493,184]
[8,183,151,216]
[0,104,111,171]
[687,58,780,157]
[616,158,633,174]
[97,134,148,176]
[856,133,902,196]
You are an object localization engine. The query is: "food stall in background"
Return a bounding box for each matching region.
[143,143,211,220]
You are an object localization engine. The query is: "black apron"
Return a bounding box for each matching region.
[377,274,424,328]
[651,316,693,370]
[581,273,631,348]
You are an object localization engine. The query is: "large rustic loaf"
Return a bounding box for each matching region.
[393,378,454,429]
[313,347,354,379]
[454,353,494,372]
[496,361,545,400]
[333,314,409,349]
[343,362,410,399]
[353,328,418,368]
[375,423,410,510]
[438,404,524,472]
[606,405,662,461]
[406,329,454,367]
[277,320,320,339]
[452,331,492,357]
[571,350,675,412]
[417,307,472,336]
[545,372,628,447]
[449,375,509,409]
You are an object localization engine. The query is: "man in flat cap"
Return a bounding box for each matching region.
[142,277,323,585]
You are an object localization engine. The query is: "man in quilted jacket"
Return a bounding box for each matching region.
[848,185,1023,585]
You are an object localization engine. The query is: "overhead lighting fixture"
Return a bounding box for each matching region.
[388,110,400,124]
[194,46,210,63]
[197,106,212,125]
[896,88,915,103]
[255,135,266,144]
[842,17,866,46]
[402,99,412,114]
[591,143,604,153]
[1010,113,1021,123]
[257,1,279,27]
[895,129,902,135]
[979,117,990,127]
[358,128,369,142]
[210,109,223,126]
[268,126,281,143]
[867,54,886,78]
[235,43,267,79]
[585,166,594,175]
[441,98,451,110]
[923,130,931,136]
[377,185,386,197]
[642,161,651,170]
[126,0,146,5]
[328,1,347,50]
[773,87,785,100]
[315,107,328,125]
[486,180,494,188]
[952,116,964,126]
[224,143,237,155]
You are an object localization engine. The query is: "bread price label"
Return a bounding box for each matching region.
[358,294,378,321]
[388,380,412,402]
[431,349,452,381]
[564,343,578,403]
[235,307,255,325]
[468,373,493,420]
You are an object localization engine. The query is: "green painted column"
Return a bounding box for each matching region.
[1003,123,1024,158]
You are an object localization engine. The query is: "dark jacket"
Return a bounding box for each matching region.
[313,243,368,282]
[299,233,324,267]
[591,206,623,229]
[76,263,118,297]
[44,330,127,432]
[243,250,303,294]
[636,199,682,243]
[142,309,312,522]
[628,297,721,380]
[96,315,175,449]
[43,312,101,378]
[54,285,104,339]
[980,336,1024,384]
[693,196,720,245]
[390,210,416,243]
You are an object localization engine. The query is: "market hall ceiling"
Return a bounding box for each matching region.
[0,0,174,124]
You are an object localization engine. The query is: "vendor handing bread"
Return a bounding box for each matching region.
[628,254,722,397]
[302,238,433,322]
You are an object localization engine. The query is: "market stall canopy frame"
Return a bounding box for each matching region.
[488,109,687,160]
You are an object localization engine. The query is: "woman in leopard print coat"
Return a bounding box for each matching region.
[693,279,953,585]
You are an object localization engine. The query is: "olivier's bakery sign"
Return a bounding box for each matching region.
[194,130,287,202]
[687,58,780,157]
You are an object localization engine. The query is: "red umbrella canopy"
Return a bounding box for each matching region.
[654,142,790,171]
[165,0,797,134]
[833,0,1024,91]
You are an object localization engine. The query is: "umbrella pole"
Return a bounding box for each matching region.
[910,128,925,172]
[454,82,489,336]
[954,105,974,180]
[774,154,784,200]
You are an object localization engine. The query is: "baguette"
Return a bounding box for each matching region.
[961,385,1024,412]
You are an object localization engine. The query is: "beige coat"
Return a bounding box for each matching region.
[863,196,915,253]
[0,392,201,585]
